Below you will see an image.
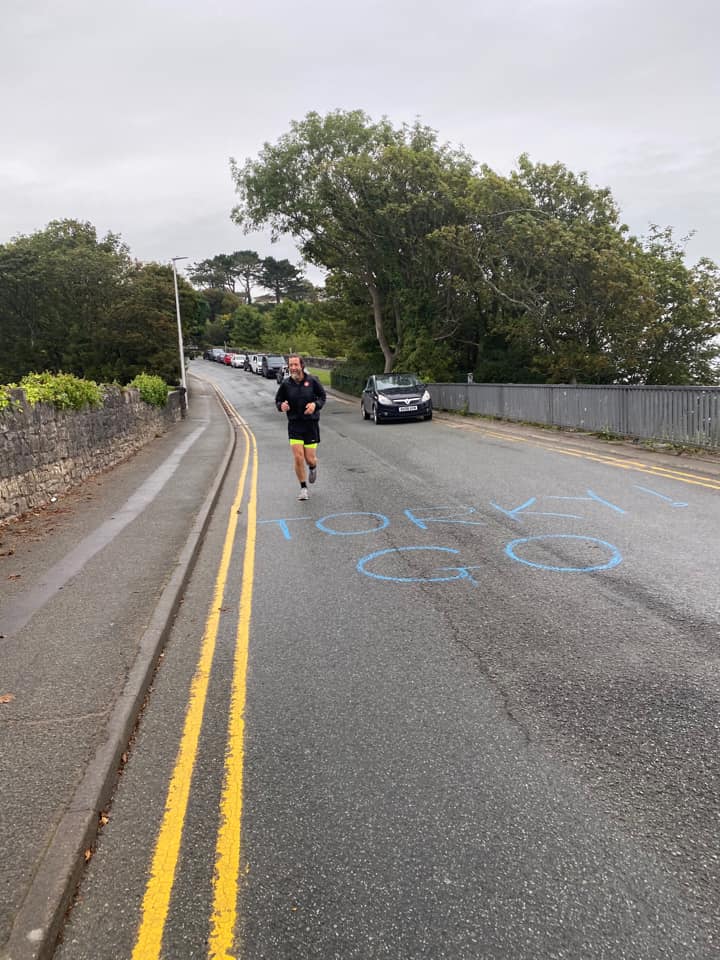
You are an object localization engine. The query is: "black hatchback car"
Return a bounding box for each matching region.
[261,354,286,379]
[361,374,433,423]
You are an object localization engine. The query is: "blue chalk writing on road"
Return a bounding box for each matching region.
[316,512,390,536]
[404,506,485,530]
[257,516,313,541]
[490,497,583,522]
[491,489,626,522]
[546,489,626,514]
[505,534,622,572]
[633,485,688,508]
[258,512,389,540]
[357,546,482,585]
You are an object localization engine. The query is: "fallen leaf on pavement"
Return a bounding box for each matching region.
[0,694,15,704]
[7,574,21,581]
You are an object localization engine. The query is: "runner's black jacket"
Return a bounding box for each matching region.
[275,374,327,421]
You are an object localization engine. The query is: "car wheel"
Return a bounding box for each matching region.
[425,411,433,421]
[361,402,370,420]
[373,404,381,425]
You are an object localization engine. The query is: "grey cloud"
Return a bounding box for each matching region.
[1,0,718,272]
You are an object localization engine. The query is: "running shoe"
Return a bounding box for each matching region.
[308,464,318,484]
[298,488,309,501]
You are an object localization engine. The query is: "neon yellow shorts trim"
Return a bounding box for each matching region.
[290,438,317,448]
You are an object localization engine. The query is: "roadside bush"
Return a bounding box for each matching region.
[395,333,455,383]
[330,362,377,396]
[330,349,384,396]
[127,373,169,407]
[0,385,13,411]
[15,371,103,410]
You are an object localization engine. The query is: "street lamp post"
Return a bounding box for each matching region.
[171,256,189,411]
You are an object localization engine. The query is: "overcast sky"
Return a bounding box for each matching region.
[2,0,718,285]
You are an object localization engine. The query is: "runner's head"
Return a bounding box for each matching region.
[288,354,305,381]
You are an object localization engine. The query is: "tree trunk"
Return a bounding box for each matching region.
[367,280,395,373]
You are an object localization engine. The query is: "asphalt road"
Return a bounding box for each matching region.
[55,360,720,959]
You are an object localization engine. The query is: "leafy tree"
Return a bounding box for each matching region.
[286,278,322,302]
[431,161,688,383]
[199,287,242,325]
[0,219,131,382]
[395,330,456,382]
[233,249,263,304]
[100,263,204,385]
[256,256,305,303]
[0,220,208,386]
[231,109,475,372]
[187,254,237,292]
[188,250,264,304]
[629,228,720,384]
[230,305,265,347]
[264,299,309,340]
[511,153,620,226]
[205,317,234,347]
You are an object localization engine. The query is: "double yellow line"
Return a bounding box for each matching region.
[132,402,257,960]
[449,420,720,491]
[527,439,720,491]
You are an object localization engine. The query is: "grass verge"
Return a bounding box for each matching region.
[305,366,331,386]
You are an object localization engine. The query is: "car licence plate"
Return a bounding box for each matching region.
[398,405,418,412]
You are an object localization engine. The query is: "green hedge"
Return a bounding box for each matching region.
[330,361,377,397]
[0,371,171,411]
[2,372,103,410]
[128,373,170,407]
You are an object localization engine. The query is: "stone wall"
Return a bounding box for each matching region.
[0,387,183,522]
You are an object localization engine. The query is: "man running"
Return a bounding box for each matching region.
[275,354,327,500]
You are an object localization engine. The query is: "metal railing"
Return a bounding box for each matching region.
[428,383,720,449]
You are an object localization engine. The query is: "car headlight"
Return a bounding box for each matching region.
[421,390,431,402]
[377,393,393,405]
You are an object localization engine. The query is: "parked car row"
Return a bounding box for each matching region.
[202,352,433,425]
[203,349,290,382]
[203,347,233,364]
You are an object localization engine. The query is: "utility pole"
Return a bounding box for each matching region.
[171,256,189,411]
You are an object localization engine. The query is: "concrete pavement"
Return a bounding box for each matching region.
[0,376,233,960]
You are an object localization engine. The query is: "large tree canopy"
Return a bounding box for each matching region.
[188,250,264,304]
[231,111,719,383]
[231,109,476,372]
[0,220,205,385]
[256,256,305,303]
[0,220,130,382]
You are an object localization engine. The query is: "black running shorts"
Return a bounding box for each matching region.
[288,419,321,446]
